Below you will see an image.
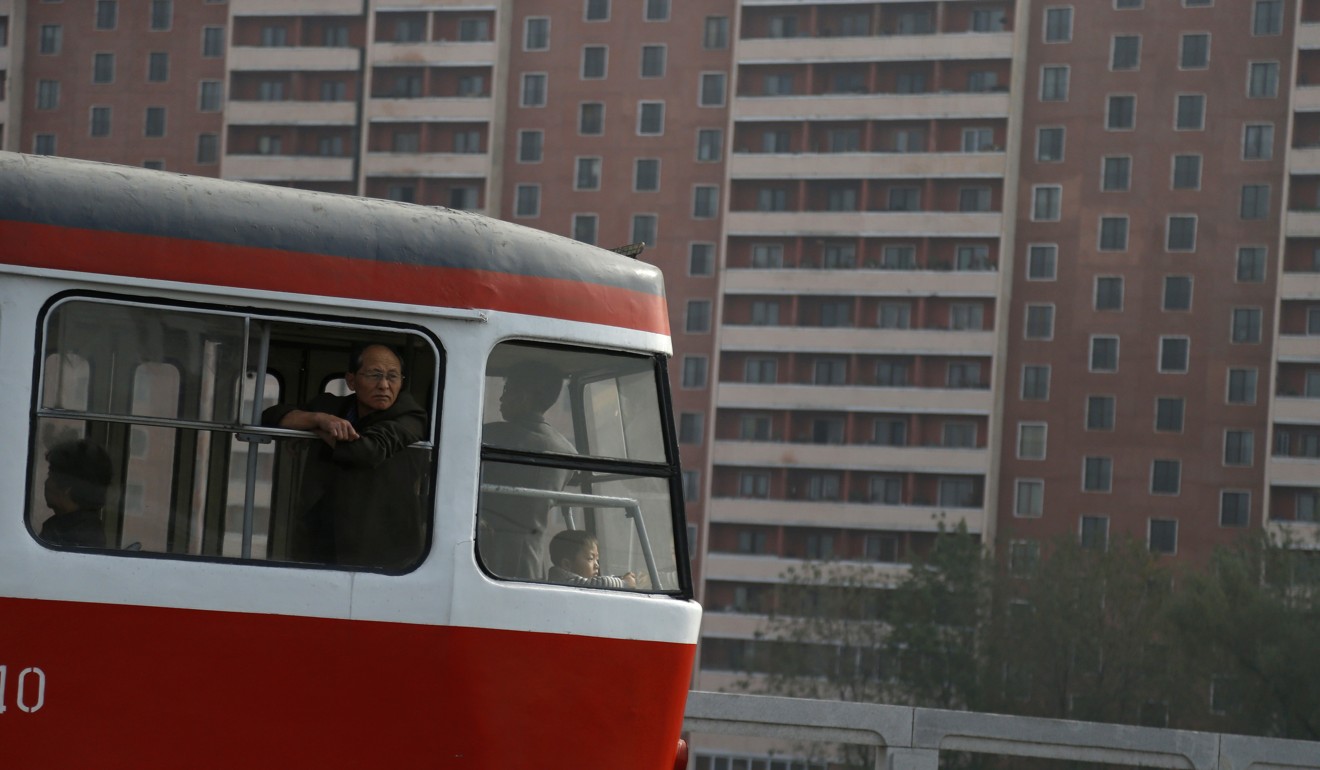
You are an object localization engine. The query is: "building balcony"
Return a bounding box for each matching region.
[716,382,994,415]
[713,439,990,474]
[232,0,361,12]
[1268,455,1320,486]
[719,324,996,356]
[229,46,361,72]
[1294,86,1320,113]
[367,97,493,122]
[703,552,910,583]
[1273,396,1320,425]
[1298,22,1320,50]
[1290,147,1320,175]
[722,267,999,297]
[698,613,767,639]
[709,497,985,534]
[730,150,1005,180]
[1280,270,1320,299]
[725,210,1002,238]
[226,100,357,126]
[222,154,354,183]
[363,152,489,177]
[733,92,1010,122]
[1277,334,1320,363]
[737,32,1013,64]
[371,41,498,66]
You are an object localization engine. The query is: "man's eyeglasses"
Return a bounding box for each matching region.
[357,370,404,384]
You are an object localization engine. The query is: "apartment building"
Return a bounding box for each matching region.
[4,0,1320,735]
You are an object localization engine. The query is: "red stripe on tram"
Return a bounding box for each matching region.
[0,221,671,336]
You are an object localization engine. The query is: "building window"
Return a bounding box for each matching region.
[1025,305,1054,340]
[1227,368,1258,404]
[1163,276,1192,311]
[1220,491,1250,528]
[1086,395,1115,431]
[1151,460,1181,495]
[579,103,604,135]
[574,157,602,190]
[1044,7,1072,42]
[638,101,665,134]
[1091,336,1119,372]
[1022,365,1050,400]
[517,130,543,163]
[752,244,784,268]
[704,16,730,49]
[1167,216,1197,252]
[1095,276,1123,310]
[525,17,550,50]
[1015,479,1044,518]
[1035,127,1064,162]
[685,300,711,333]
[257,135,283,156]
[40,24,63,55]
[391,131,419,153]
[678,413,703,445]
[959,187,992,212]
[1032,186,1061,221]
[450,187,478,210]
[585,0,609,21]
[1180,33,1209,68]
[877,302,912,330]
[1225,430,1254,466]
[196,133,218,164]
[521,73,547,107]
[37,80,60,110]
[1080,516,1109,550]
[148,51,169,82]
[1242,124,1273,160]
[737,475,769,501]
[1232,308,1262,343]
[514,185,540,218]
[1102,157,1131,192]
[962,127,994,152]
[700,73,727,107]
[1172,155,1201,190]
[689,244,714,276]
[453,130,482,154]
[1107,95,1136,130]
[681,356,708,389]
[1249,62,1279,98]
[693,186,719,219]
[572,214,598,245]
[259,80,286,101]
[150,0,172,30]
[458,17,490,41]
[645,0,670,22]
[320,81,346,102]
[96,0,118,30]
[1111,35,1140,70]
[1099,217,1129,251]
[744,357,778,383]
[581,45,607,79]
[1040,66,1069,101]
[814,358,847,385]
[202,27,224,57]
[1240,185,1270,220]
[93,53,115,84]
[1028,245,1057,280]
[1155,397,1185,432]
[631,214,658,245]
[1253,1,1284,35]
[1175,94,1205,130]
[681,470,699,503]
[640,45,665,78]
[34,133,56,156]
[199,81,222,112]
[1149,519,1178,554]
[90,106,111,138]
[697,129,723,162]
[144,107,166,137]
[1083,457,1112,492]
[634,158,660,192]
[1159,337,1190,373]
[457,75,485,97]
[876,360,909,387]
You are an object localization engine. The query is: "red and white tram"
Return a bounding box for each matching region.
[0,152,699,768]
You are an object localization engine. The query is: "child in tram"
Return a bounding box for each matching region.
[546,529,637,589]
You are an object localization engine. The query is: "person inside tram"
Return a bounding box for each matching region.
[479,363,576,580]
[262,343,428,570]
[39,437,114,549]
[546,529,638,589]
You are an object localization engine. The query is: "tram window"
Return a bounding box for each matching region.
[28,298,440,571]
[477,341,684,593]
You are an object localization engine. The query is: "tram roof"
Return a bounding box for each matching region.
[0,152,670,336]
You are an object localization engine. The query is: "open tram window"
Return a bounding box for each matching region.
[28,297,441,572]
[477,341,686,593]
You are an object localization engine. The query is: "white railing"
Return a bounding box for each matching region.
[684,692,1320,770]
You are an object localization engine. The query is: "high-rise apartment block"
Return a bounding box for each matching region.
[4,0,1319,708]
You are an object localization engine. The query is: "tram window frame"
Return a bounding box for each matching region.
[476,340,690,596]
[27,293,443,574]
